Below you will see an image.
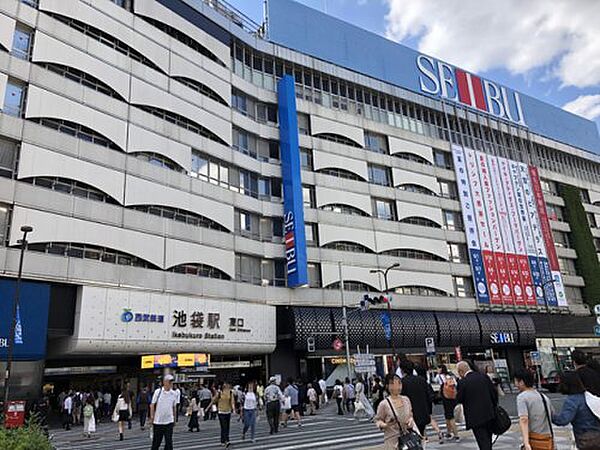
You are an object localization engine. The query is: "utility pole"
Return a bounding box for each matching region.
[541,278,560,371]
[3,225,33,426]
[338,262,352,380]
[370,263,400,361]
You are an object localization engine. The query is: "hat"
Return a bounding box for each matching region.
[269,376,277,384]
[163,374,174,382]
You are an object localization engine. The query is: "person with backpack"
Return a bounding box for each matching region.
[436,364,460,442]
[72,391,82,426]
[283,378,302,427]
[150,374,179,450]
[82,396,96,438]
[343,377,356,414]
[137,386,151,430]
[514,369,554,450]
[333,379,344,415]
[264,376,283,434]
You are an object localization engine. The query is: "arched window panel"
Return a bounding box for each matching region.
[393,152,432,165]
[22,177,120,204]
[168,263,231,280]
[173,76,228,106]
[130,205,229,233]
[38,63,125,101]
[314,133,363,148]
[391,285,449,297]
[399,216,442,229]
[396,183,437,196]
[316,168,366,182]
[380,248,445,261]
[324,281,380,292]
[26,241,160,269]
[28,118,123,152]
[134,104,228,146]
[320,203,370,217]
[132,152,186,173]
[322,241,375,254]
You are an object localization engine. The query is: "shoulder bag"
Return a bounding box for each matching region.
[528,391,554,450]
[386,398,423,450]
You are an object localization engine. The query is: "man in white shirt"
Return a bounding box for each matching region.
[62,393,72,430]
[318,378,327,405]
[173,384,181,423]
[150,374,178,450]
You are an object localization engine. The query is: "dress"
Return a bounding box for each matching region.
[355,382,375,417]
[375,395,415,450]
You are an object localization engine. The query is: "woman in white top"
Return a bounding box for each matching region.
[355,378,375,419]
[307,384,318,415]
[114,389,132,441]
[242,381,258,442]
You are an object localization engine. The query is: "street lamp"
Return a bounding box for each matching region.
[2,225,33,426]
[541,278,560,371]
[370,263,400,362]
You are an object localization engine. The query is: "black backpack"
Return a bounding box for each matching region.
[491,405,511,436]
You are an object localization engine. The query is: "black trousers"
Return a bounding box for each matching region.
[471,423,493,450]
[151,423,174,450]
[200,399,211,421]
[218,413,231,444]
[266,401,280,434]
[336,397,343,415]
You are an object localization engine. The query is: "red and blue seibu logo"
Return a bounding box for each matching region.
[284,211,297,275]
[417,54,526,126]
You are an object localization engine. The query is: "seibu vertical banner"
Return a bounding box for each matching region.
[528,166,567,307]
[499,157,536,305]
[277,75,308,287]
[452,145,489,304]
[477,151,514,305]
[465,148,502,305]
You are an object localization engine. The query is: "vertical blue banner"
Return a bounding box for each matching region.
[539,258,557,306]
[528,256,544,305]
[277,75,308,287]
[469,249,490,304]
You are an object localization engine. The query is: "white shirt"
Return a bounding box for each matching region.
[63,396,72,413]
[318,379,326,392]
[151,388,178,425]
[243,392,257,410]
[103,392,111,404]
[174,388,181,404]
[307,388,317,402]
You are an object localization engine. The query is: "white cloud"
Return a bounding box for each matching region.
[384,0,600,88]
[563,94,600,120]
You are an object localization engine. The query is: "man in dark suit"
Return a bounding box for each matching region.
[399,359,433,437]
[572,350,600,396]
[456,361,498,450]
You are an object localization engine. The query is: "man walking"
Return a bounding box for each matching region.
[150,374,178,450]
[137,386,150,430]
[198,384,213,421]
[62,392,72,430]
[343,378,355,414]
[399,360,436,439]
[318,377,327,406]
[572,350,600,396]
[514,369,554,450]
[457,360,498,450]
[283,378,302,427]
[264,377,283,434]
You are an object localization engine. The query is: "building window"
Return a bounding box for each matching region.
[321,204,368,216]
[565,286,583,302]
[307,262,321,288]
[393,152,432,165]
[587,213,598,228]
[302,185,315,208]
[325,281,378,292]
[540,179,558,195]
[0,138,18,178]
[448,243,468,263]
[594,238,600,252]
[25,177,119,204]
[399,216,441,228]
[368,164,391,186]
[300,148,313,170]
[439,180,458,199]
[40,63,124,100]
[433,150,453,169]
[364,131,388,154]
[133,205,228,232]
[454,276,474,297]
[580,189,591,204]
[558,258,577,276]
[298,113,310,135]
[174,76,228,106]
[32,118,121,151]
[235,254,286,286]
[135,152,184,172]
[373,198,396,221]
[443,210,463,231]
[12,26,33,60]
[305,223,318,246]
[169,263,230,279]
[394,285,447,297]
[397,184,437,196]
[380,248,445,261]
[319,168,363,181]
[323,241,374,253]
[0,204,9,245]
[546,204,564,221]
[3,81,26,117]
[231,90,277,123]
[553,230,571,248]
[20,0,39,8]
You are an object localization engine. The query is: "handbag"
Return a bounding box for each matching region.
[491,405,511,435]
[282,396,291,410]
[386,398,423,450]
[527,391,554,450]
[111,406,119,423]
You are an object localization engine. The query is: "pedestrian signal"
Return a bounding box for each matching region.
[307,336,315,352]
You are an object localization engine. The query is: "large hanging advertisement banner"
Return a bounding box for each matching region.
[465,148,502,305]
[452,145,489,304]
[528,166,567,306]
[510,161,545,306]
[489,156,525,306]
[499,157,535,305]
[477,151,514,305]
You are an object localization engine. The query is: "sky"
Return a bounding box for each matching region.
[225,0,600,131]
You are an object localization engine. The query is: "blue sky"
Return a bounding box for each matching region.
[226,0,600,130]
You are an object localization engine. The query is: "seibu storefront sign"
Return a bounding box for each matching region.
[53,286,276,356]
[417,55,526,126]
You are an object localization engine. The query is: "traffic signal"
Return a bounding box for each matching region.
[360,294,390,309]
[307,336,315,352]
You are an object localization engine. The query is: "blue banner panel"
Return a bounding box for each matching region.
[527,256,544,306]
[277,75,308,287]
[539,257,558,307]
[0,279,50,361]
[469,248,490,305]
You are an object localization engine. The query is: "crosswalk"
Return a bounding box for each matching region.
[50,404,574,450]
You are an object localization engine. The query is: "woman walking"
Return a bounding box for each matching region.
[114,389,132,441]
[187,391,200,432]
[552,371,600,449]
[354,377,375,420]
[435,365,460,442]
[241,381,258,442]
[374,373,419,450]
[207,382,236,447]
[82,396,96,438]
[333,379,344,415]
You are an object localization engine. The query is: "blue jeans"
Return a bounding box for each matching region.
[242,409,256,440]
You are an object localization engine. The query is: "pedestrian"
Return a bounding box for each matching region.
[306,383,318,415]
[186,392,200,432]
[207,381,236,447]
[137,386,151,430]
[572,350,600,396]
[173,384,181,423]
[241,381,258,442]
[514,368,554,450]
[72,391,82,425]
[256,380,265,411]
[264,376,283,434]
[103,390,112,420]
[333,379,344,415]
[435,364,460,442]
[371,377,384,412]
[150,374,178,450]
[114,388,132,441]
[552,371,600,449]
[198,384,212,421]
[62,392,73,430]
[318,377,327,406]
[283,377,302,427]
[456,360,498,450]
[354,377,375,419]
[374,373,419,450]
[343,377,356,414]
[83,396,96,438]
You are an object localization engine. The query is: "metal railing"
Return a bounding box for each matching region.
[201,0,265,37]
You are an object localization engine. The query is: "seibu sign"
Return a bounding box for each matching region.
[417,55,526,126]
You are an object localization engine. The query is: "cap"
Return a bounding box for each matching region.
[163,374,174,382]
[269,376,277,384]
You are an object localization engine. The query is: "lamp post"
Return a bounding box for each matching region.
[541,278,560,371]
[337,262,352,379]
[370,263,400,362]
[2,225,33,426]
